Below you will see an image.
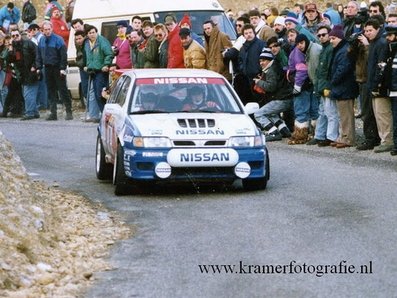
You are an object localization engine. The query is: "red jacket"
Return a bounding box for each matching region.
[167,26,184,68]
[51,17,69,46]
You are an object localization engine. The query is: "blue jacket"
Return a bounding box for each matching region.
[367,29,388,94]
[330,39,358,100]
[0,5,21,29]
[239,36,266,80]
[36,33,68,70]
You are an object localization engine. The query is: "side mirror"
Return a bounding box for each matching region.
[245,102,259,114]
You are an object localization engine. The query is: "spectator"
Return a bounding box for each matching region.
[286,34,315,145]
[22,0,37,30]
[203,20,232,80]
[153,23,168,68]
[302,3,323,35]
[387,14,397,25]
[131,16,142,32]
[179,28,206,69]
[238,24,266,103]
[129,29,145,69]
[50,7,69,46]
[293,3,305,24]
[343,1,360,39]
[285,12,317,42]
[385,25,397,155]
[112,20,132,69]
[365,19,394,153]
[71,18,89,33]
[329,25,358,148]
[308,25,339,146]
[272,16,291,56]
[179,14,204,47]
[324,2,342,25]
[266,7,279,27]
[36,21,73,120]
[248,9,277,43]
[165,14,184,68]
[141,20,159,68]
[26,23,47,111]
[8,28,40,120]
[83,24,113,113]
[368,1,386,19]
[253,47,293,141]
[44,0,64,21]
[0,2,21,33]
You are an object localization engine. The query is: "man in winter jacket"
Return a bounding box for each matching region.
[385,25,397,156]
[50,7,69,46]
[329,25,358,148]
[36,21,73,120]
[9,28,39,120]
[84,24,113,113]
[0,2,20,33]
[238,24,265,104]
[248,9,277,43]
[308,25,339,146]
[253,48,293,141]
[22,0,36,29]
[365,18,394,153]
[179,28,206,69]
[203,20,232,80]
[165,15,184,68]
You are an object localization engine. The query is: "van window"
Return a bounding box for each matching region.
[154,11,236,40]
[101,20,129,45]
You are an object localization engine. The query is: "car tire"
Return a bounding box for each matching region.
[95,135,112,180]
[113,144,130,196]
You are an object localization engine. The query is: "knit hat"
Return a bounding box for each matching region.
[116,20,129,28]
[164,15,177,25]
[285,12,299,25]
[385,25,397,35]
[323,13,332,23]
[274,16,286,26]
[295,33,309,44]
[305,3,317,12]
[329,24,344,39]
[259,48,274,60]
[179,14,192,28]
[179,27,191,37]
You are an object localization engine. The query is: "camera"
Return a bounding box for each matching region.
[111,46,119,56]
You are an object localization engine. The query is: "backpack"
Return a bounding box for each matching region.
[22,2,37,23]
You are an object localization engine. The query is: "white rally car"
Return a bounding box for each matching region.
[95,69,269,195]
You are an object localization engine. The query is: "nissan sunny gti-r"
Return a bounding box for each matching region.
[95,69,269,195]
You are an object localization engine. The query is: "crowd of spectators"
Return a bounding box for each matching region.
[0,0,396,156]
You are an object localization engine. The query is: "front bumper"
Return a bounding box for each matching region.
[121,146,268,182]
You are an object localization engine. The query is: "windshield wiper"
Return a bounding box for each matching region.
[131,110,168,114]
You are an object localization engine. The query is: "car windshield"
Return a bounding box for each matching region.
[129,77,243,114]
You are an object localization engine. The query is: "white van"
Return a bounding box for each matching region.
[66,0,237,100]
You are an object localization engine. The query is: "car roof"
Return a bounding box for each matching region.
[121,69,226,79]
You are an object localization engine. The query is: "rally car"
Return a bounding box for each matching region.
[95,69,269,195]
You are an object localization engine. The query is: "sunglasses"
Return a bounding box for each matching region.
[155,33,164,37]
[317,33,328,38]
[369,10,379,13]
[11,34,20,38]
[236,24,243,27]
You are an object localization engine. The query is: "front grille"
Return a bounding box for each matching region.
[177,118,215,128]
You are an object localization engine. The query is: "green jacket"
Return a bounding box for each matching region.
[314,41,333,96]
[84,35,113,71]
[143,35,160,68]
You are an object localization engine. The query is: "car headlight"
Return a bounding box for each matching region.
[133,137,172,148]
[228,136,263,147]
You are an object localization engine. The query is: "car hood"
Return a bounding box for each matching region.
[128,113,258,139]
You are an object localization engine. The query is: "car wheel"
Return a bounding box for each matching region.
[113,144,130,196]
[95,135,112,180]
[242,176,267,191]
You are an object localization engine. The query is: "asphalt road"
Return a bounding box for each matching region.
[1,117,397,297]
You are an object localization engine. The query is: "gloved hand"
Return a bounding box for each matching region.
[293,85,301,95]
[323,89,330,97]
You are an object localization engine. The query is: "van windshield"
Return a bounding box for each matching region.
[154,11,236,41]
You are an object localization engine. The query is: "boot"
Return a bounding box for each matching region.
[288,121,309,145]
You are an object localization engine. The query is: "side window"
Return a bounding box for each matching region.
[114,76,131,106]
[101,20,129,45]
